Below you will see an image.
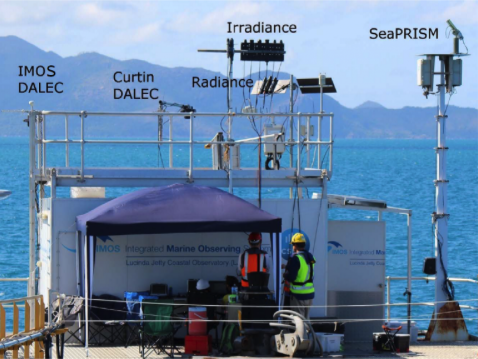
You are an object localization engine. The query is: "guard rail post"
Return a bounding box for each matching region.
[386,276,391,322]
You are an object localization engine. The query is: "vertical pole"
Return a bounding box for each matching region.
[289,74,294,169]
[227,39,233,141]
[169,116,173,168]
[85,236,89,357]
[24,301,30,359]
[51,169,56,200]
[320,86,324,112]
[189,115,193,183]
[13,303,18,359]
[227,40,234,194]
[435,57,449,315]
[386,276,391,321]
[42,115,46,172]
[28,111,36,298]
[296,113,301,178]
[34,299,40,358]
[378,211,383,221]
[80,112,85,181]
[318,115,322,169]
[36,115,40,171]
[407,213,412,334]
[0,304,5,342]
[329,114,334,176]
[289,75,294,198]
[65,115,69,167]
[306,116,311,167]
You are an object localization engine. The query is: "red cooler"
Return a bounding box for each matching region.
[185,335,212,355]
[188,307,207,336]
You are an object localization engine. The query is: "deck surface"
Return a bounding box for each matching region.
[4,341,478,358]
[52,341,478,359]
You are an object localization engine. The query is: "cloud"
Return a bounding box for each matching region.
[167,2,271,34]
[423,0,478,25]
[0,2,60,24]
[75,3,127,26]
[115,22,163,45]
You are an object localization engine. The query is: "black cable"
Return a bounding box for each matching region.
[296,178,301,232]
[443,90,455,117]
[436,226,455,300]
[461,38,469,54]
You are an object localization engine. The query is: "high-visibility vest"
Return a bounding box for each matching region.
[241,249,267,287]
[290,253,315,295]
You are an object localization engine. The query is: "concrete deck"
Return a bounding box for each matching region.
[4,341,478,358]
[52,341,478,359]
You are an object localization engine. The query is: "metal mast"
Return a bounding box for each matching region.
[418,19,469,338]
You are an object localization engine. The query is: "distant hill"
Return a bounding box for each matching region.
[1,36,477,139]
[355,101,386,109]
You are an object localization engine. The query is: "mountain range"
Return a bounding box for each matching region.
[1,36,477,139]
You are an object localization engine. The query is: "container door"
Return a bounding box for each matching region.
[327,220,385,342]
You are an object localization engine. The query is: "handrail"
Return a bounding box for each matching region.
[0,278,29,282]
[30,109,335,187]
[385,275,478,323]
[0,295,44,358]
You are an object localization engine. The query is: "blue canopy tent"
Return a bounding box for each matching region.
[76,184,282,351]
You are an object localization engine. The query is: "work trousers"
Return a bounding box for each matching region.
[290,297,313,319]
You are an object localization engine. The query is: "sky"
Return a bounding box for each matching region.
[0,0,477,109]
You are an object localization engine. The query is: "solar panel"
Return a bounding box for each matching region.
[297,77,337,94]
[251,79,291,95]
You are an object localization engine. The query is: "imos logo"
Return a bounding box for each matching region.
[328,241,347,254]
[61,236,120,253]
[96,236,120,253]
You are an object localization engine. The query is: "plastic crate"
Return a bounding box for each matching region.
[184,335,212,355]
[315,332,343,352]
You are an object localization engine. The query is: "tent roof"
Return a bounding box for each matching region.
[76,184,281,236]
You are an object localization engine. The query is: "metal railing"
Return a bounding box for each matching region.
[385,276,478,321]
[0,295,45,358]
[30,110,334,187]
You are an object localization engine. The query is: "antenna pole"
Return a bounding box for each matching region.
[434,56,449,315]
[289,74,294,198]
[227,38,234,141]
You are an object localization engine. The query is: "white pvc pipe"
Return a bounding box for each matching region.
[28,112,36,298]
[80,112,85,181]
[65,115,69,167]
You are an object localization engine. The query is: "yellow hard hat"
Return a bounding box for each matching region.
[290,233,306,244]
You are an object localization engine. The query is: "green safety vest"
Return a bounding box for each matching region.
[290,253,315,295]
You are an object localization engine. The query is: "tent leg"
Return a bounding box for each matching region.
[85,235,89,357]
[275,232,281,307]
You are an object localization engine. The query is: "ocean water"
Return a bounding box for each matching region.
[0,137,477,334]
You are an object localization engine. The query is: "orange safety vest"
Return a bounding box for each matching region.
[284,280,290,293]
[241,248,267,288]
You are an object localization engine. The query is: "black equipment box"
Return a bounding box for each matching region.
[373,332,390,352]
[241,298,277,329]
[240,40,284,62]
[423,257,437,275]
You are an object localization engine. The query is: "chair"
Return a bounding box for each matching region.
[89,294,127,346]
[140,299,180,358]
[124,291,150,347]
[382,324,402,352]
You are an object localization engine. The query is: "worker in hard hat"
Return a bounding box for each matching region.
[238,232,270,288]
[283,233,315,319]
